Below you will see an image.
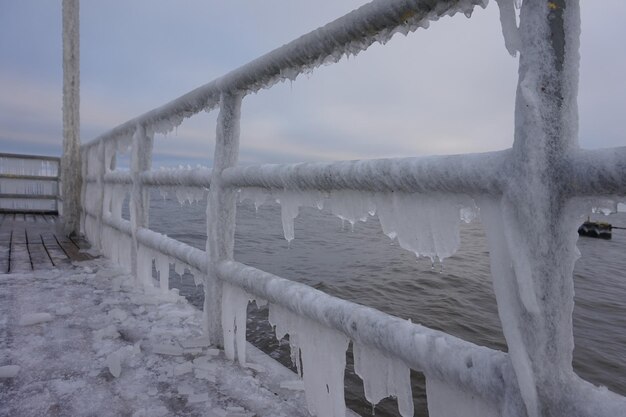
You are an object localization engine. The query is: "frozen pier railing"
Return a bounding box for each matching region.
[0,152,61,214]
[79,0,626,416]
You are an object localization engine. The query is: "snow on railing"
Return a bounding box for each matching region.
[79,0,626,416]
[0,152,61,214]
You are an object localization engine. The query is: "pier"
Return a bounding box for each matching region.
[1,0,626,416]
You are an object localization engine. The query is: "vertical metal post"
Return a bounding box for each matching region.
[205,92,242,347]
[130,126,153,281]
[485,1,581,416]
[61,0,82,236]
[95,142,105,249]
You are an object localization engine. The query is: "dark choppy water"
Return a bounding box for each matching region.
[143,193,626,416]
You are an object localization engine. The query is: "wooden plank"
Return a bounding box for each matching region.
[25,214,35,223]
[40,233,72,267]
[0,230,9,273]
[0,230,10,244]
[26,242,53,270]
[69,235,92,250]
[52,232,94,262]
[9,235,32,273]
[34,214,49,224]
[10,228,26,244]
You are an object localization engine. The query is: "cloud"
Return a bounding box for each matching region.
[1,1,624,166]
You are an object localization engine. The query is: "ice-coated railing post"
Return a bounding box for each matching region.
[79,151,86,233]
[93,142,106,249]
[61,0,82,236]
[482,1,582,416]
[204,92,242,347]
[130,125,154,280]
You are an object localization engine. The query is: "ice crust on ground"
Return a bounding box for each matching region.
[269,304,349,417]
[353,342,413,417]
[0,259,318,417]
[241,189,476,261]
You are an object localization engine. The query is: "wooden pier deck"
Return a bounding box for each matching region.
[0,213,94,273]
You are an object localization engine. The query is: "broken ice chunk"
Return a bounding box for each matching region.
[188,392,210,403]
[245,362,265,373]
[107,352,122,378]
[19,312,53,326]
[108,308,128,322]
[174,361,193,376]
[280,380,305,391]
[193,368,217,382]
[0,365,20,378]
[193,356,218,372]
[181,336,211,349]
[178,384,194,395]
[152,343,184,356]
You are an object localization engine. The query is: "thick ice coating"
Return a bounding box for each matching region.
[256,189,475,261]
[221,283,255,365]
[353,342,413,417]
[269,304,349,417]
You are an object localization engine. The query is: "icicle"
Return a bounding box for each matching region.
[221,283,254,365]
[275,191,325,242]
[325,190,375,228]
[353,342,413,417]
[269,304,349,417]
[375,192,472,262]
[155,255,171,292]
[174,262,186,277]
[495,0,521,56]
[136,244,154,288]
[238,187,270,211]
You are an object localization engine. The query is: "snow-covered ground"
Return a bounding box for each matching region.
[0,258,317,417]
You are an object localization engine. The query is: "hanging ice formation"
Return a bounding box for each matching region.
[241,188,476,262]
[495,0,522,56]
[221,283,265,365]
[353,342,414,417]
[269,304,349,417]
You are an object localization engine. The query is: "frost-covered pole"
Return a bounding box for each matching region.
[130,126,154,279]
[61,0,82,236]
[483,1,581,416]
[205,93,242,347]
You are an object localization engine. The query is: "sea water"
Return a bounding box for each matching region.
[142,193,626,416]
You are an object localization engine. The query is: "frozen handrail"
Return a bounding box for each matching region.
[0,153,61,214]
[78,0,626,416]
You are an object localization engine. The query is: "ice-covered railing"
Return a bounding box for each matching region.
[79,0,626,416]
[0,152,61,214]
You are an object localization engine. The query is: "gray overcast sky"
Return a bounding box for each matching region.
[0,1,624,167]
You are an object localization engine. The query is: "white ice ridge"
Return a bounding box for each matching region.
[495,0,521,56]
[241,188,476,261]
[353,342,413,417]
[269,304,349,417]
[221,283,259,365]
